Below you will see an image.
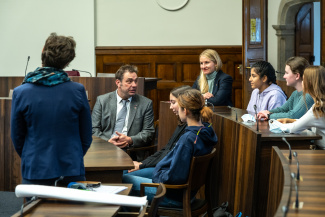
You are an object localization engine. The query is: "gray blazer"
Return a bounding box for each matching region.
[91,91,155,160]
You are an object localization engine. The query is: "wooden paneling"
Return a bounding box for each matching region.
[0,99,21,191]
[242,0,267,108]
[267,147,291,217]
[296,3,314,64]
[0,77,157,111]
[96,46,243,118]
[157,102,179,151]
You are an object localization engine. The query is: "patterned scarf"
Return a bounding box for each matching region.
[23,67,70,86]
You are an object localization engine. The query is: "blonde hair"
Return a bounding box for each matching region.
[197,49,223,94]
[178,89,213,122]
[303,66,325,118]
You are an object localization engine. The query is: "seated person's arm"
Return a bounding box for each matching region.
[277,118,296,124]
[267,94,286,111]
[277,108,314,134]
[257,110,270,120]
[128,161,143,173]
[109,133,128,148]
[269,94,314,120]
[207,75,233,106]
[153,142,192,184]
[130,101,155,148]
[91,97,110,141]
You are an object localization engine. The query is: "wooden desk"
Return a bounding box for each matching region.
[157,102,321,217]
[85,137,134,183]
[12,184,133,217]
[268,147,325,217]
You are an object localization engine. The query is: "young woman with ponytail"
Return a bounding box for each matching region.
[123,89,218,207]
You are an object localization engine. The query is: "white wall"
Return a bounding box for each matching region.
[95,0,242,46]
[314,2,321,65]
[268,0,282,71]
[0,0,95,76]
[0,0,242,77]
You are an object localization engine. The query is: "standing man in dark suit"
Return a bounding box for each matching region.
[91,65,155,161]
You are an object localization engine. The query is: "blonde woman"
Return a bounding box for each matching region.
[192,49,233,106]
[278,66,325,149]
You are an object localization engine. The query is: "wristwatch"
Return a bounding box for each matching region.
[267,113,272,119]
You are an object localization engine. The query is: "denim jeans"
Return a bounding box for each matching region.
[123,168,182,208]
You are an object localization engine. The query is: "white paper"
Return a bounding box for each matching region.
[92,185,127,194]
[15,184,147,207]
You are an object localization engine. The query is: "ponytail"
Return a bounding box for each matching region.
[201,106,213,123]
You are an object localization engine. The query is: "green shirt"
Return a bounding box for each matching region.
[269,90,314,119]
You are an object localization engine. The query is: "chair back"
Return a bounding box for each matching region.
[188,148,216,192]
[147,183,166,217]
[65,70,80,76]
[151,120,159,146]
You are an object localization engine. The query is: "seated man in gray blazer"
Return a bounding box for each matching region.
[92,65,155,161]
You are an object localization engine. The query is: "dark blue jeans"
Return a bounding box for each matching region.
[122,168,183,208]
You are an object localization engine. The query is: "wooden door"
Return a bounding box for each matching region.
[242,0,267,110]
[242,1,267,216]
[296,3,314,64]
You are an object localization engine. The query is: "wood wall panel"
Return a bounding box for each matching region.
[96,46,243,119]
[0,77,154,111]
[182,62,199,82]
[156,63,177,81]
[103,63,123,74]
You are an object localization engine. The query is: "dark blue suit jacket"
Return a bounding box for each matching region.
[11,82,92,180]
[192,70,233,106]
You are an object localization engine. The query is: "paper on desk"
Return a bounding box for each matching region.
[15,184,147,207]
[93,185,127,194]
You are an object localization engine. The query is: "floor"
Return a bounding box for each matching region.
[0,191,23,217]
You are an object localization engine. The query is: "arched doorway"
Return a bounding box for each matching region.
[273,0,320,72]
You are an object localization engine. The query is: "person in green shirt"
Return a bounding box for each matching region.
[257,56,314,120]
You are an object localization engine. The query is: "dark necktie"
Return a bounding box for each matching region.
[113,100,128,136]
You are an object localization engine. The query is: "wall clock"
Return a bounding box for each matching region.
[156,0,189,11]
